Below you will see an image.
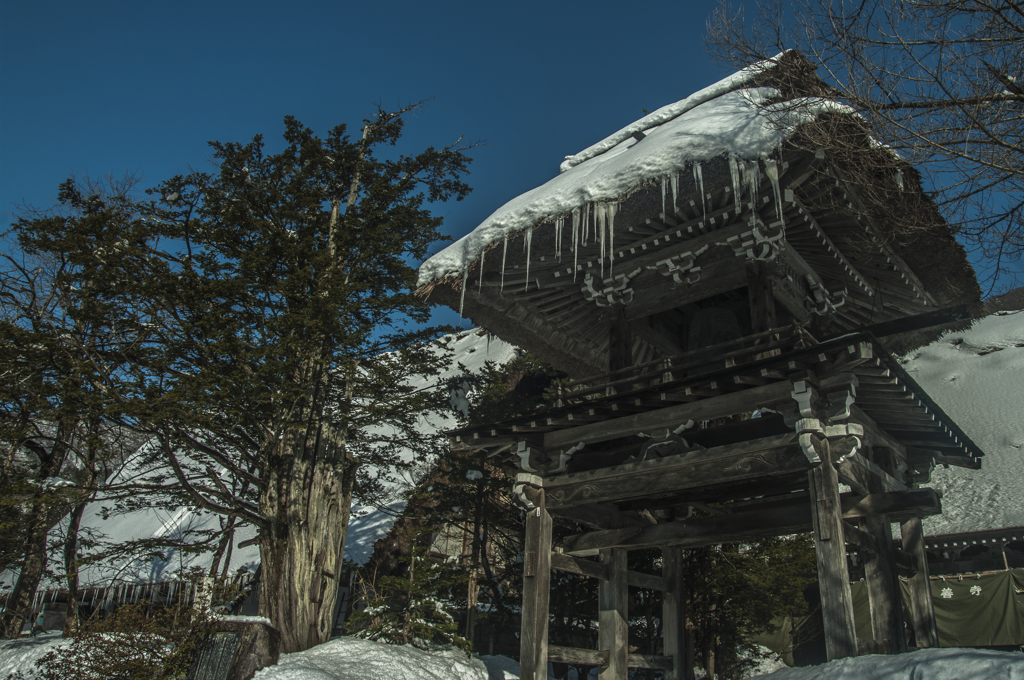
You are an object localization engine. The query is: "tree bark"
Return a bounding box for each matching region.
[63,499,88,636]
[258,429,355,653]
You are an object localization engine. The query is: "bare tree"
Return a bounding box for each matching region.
[707,0,1024,290]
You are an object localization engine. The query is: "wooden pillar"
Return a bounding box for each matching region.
[807,437,859,660]
[520,490,553,680]
[598,548,628,680]
[662,546,695,680]
[746,262,778,334]
[901,517,939,648]
[863,515,908,653]
[608,305,633,372]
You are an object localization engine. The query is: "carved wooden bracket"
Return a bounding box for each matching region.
[721,218,785,262]
[581,267,641,307]
[650,244,709,285]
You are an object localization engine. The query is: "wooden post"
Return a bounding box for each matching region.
[598,548,628,680]
[746,262,778,334]
[520,490,553,680]
[807,437,859,660]
[662,546,695,680]
[862,514,908,653]
[901,517,939,648]
[608,305,633,373]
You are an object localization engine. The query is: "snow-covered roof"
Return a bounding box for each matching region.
[417,53,834,288]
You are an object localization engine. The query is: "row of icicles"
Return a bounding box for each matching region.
[459,154,788,317]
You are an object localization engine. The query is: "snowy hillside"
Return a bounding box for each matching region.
[1,330,517,590]
[900,310,1024,535]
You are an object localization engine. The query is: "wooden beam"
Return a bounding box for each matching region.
[560,503,811,555]
[627,570,668,592]
[549,504,651,531]
[901,517,939,648]
[863,514,908,653]
[808,437,859,661]
[551,552,610,581]
[624,258,748,321]
[544,433,807,510]
[663,546,694,680]
[543,380,796,451]
[840,488,941,521]
[547,646,675,671]
[747,261,779,333]
[837,452,907,494]
[520,491,553,680]
[598,549,628,680]
[609,305,634,372]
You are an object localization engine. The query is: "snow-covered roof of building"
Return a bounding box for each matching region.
[415,53,979,378]
[418,54,813,288]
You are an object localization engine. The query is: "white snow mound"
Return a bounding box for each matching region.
[748,647,1024,679]
[251,637,488,680]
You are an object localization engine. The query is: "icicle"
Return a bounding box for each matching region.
[764,158,784,226]
[746,159,760,223]
[478,248,485,292]
[486,332,491,356]
[555,217,562,261]
[895,170,904,191]
[572,207,581,281]
[661,176,667,218]
[729,155,742,216]
[670,173,679,217]
[582,204,589,247]
[524,229,533,292]
[693,162,706,221]
[608,203,617,276]
[500,235,508,293]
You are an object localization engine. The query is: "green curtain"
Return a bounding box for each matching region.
[758,568,1024,663]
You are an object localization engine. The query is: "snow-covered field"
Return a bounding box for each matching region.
[902,310,1024,535]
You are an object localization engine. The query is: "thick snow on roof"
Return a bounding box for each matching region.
[417,56,841,288]
[903,309,1024,535]
[0,331,517,591]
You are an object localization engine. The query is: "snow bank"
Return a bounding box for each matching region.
[901,310,1024,534]
[0,633,66,679]
[748,647,1024,679]
[251,637,490,680]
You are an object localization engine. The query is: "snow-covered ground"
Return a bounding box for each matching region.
[748,647,1024,679]
[900,310,1024,535]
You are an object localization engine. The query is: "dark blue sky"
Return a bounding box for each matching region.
[1,1,719,236]
[2,1,1013,330]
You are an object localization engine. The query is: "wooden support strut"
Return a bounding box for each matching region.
[901,516,940,648]
[663,546,695,680]
[598,549,628,680]
[807,435,859,661]
[519,489,553,680]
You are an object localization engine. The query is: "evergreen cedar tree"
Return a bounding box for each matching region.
[1,180,148,640]
[3,110,473,653]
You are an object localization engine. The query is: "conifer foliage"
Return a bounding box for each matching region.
[4,107,473,652]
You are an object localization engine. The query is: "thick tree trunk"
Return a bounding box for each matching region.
[0,507,49,638]
[63,500,88,636]
[258,440,355,653]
